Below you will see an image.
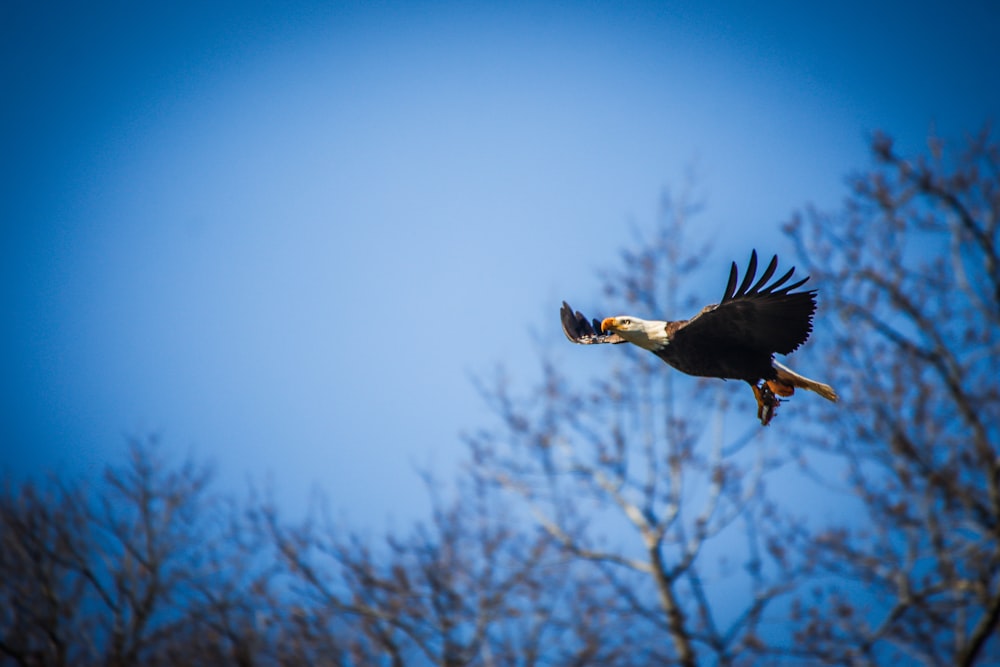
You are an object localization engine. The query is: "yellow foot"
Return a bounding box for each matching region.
[751,384,765,421]
[766,379,795,397]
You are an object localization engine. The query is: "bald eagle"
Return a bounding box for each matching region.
[560,250,837,425]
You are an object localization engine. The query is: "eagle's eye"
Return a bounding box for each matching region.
[623,319,631,326]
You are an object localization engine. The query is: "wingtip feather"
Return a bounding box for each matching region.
[749,255,779,293]
[735,250,758,297]
[723,262,738,302]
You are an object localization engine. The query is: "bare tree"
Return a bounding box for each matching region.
[785,127,1000,665]
[0,437,277,666]
[467,193,805,666]
[256,465,643,666]
[0,475,92,666]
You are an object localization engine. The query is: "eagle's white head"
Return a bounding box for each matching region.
[601,316,669,351]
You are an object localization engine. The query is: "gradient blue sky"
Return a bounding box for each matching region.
[2,1,998,523]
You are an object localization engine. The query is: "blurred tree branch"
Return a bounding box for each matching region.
[0,437,278,666]
[255,466,638,666]
[785,125,1000,666]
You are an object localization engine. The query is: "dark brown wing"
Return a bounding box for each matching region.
[560,301,628,345]
[671,250,816,356]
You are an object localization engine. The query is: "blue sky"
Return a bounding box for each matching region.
[2,1,998,523]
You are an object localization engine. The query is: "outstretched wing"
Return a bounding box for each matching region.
[672,250,816,355]
[560,301,627,345]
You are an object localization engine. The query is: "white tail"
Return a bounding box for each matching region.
[772,361,839,402]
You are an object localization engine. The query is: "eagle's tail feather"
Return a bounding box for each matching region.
[771,361,838,402]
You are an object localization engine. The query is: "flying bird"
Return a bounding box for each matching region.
[560,250,838,425]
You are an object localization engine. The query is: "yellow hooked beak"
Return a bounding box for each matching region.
[601,317,618,333]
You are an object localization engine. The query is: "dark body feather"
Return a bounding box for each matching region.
[656,252,815,381]
[561,251,817,383]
